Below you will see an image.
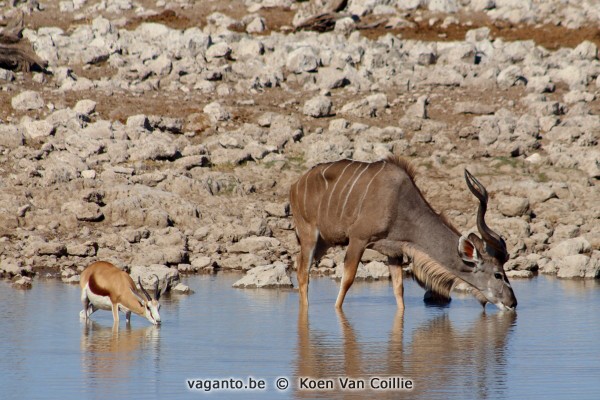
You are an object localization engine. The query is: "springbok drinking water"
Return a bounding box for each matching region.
[80,261,165,326]
[289,156,517,311]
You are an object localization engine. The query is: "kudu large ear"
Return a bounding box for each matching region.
[458,234,481,266]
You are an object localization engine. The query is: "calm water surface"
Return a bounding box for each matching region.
[1,274,599,399]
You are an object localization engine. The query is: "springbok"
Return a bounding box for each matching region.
[80,261,165,325]
[289,156,517,311]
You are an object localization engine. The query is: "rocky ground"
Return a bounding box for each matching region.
[0,0,599,292]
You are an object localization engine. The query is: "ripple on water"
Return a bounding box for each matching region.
[0,275,599,399]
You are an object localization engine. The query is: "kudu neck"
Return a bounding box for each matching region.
[407,207,473,281]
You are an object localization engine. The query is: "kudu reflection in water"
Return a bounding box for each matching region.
[295,309,516,399]
[80,321,160,386]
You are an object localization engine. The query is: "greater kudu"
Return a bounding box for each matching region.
[289,156,517,311]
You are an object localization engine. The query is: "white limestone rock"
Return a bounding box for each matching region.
[232,262,293,288]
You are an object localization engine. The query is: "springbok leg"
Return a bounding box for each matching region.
[111,303,120,326]
[335,238,367,309]
[80,293,90,320]
[388,257,405,311]
[87,304,97,318]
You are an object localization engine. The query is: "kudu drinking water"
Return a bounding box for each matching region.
[289,156,517,311]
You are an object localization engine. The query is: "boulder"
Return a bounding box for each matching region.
[497,195,530,217]
[264,202,289,218]
[203,102,232,123]
[340,93,388,118]
[232,262,293,288]
[548,237,591,259]
[317,67,350,90]
[497,65,524,89]
[128,133,178,161]
[130,264,180,292]
[396,0,423,10]
[556,253,600,279]
[1,260,32,277]
[0,125,25,148]
[571,40,598,61]
[171,283,192,294]
[429,0,458,12]
[333,261,390,280]
[25,241,67,257]
[303,96,333,118]
[206,42,232,59]
[73,99,96,116]
[61,201,104,222]
[12,276,33,290]
[405,95,429,119]
[11,91,45,111]
[286,47,319,73]
[66,242,97,257]
[22,119,55,140]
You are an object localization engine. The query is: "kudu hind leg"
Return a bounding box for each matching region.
[297,230,330,307]
[335,238,367,309]
[296,230,319,307]
[388,257,405,311]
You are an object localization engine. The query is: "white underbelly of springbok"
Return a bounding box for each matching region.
[85,286,112,310]
[83,284,130,313]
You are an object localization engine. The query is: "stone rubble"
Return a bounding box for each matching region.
[0,0,599,291]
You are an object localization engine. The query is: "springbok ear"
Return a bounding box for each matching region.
[458,235,480,264]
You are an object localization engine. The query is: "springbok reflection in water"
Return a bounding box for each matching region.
[80,321,161,394]
[295,307,516,399]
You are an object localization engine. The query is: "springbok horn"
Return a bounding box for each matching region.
[464,169,509,261]
[153,274,161,300]
[138,276,153,301]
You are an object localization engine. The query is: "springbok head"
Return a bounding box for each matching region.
[459,170,517,311]
[137,275,165,325]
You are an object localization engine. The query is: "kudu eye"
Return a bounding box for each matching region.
[494,272,503,280]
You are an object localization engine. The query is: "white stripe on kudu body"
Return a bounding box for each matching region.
[326,161,355,219]
[320,163,335,190]
[340,163,370,218]
[289,156,517,312]
[302,168,314,218]
[335,162,364,217]
[357,161,386,216]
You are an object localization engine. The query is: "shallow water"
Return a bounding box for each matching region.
[1,274,599,399]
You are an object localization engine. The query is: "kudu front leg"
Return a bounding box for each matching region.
[335,239,367,309]
[389,257,405,311]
